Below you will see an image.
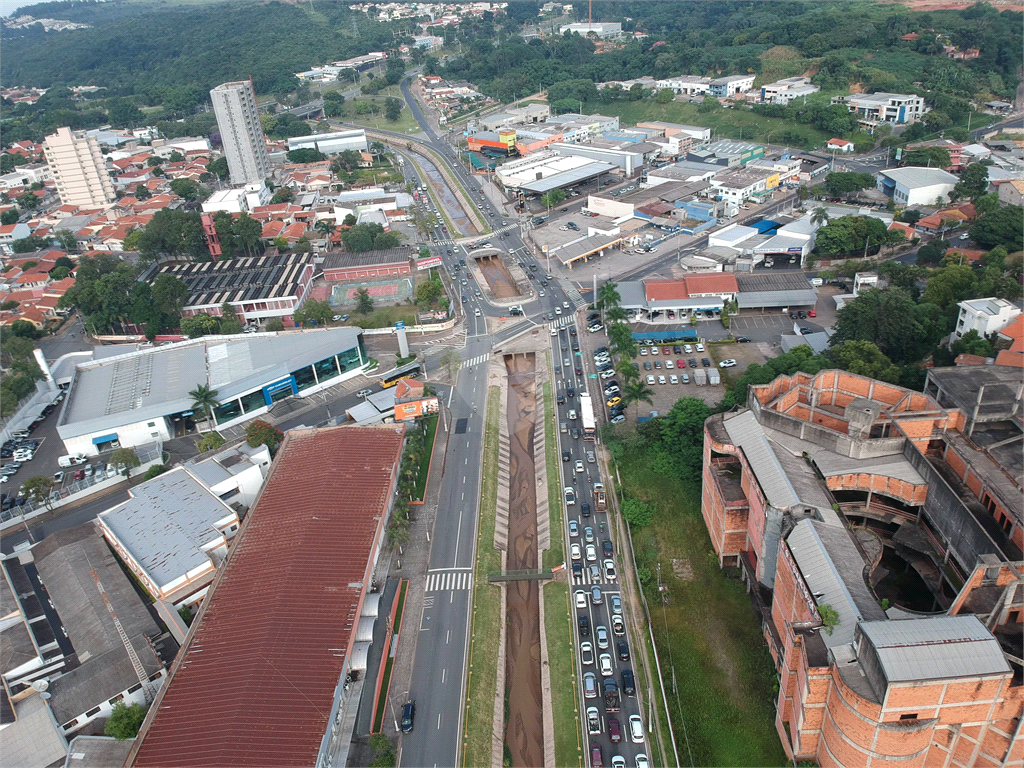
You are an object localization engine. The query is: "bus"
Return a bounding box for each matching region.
[380,362,421,388]
[579,393,596,441]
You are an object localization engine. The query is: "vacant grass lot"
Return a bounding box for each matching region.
[462,387,502,768]
[343,306,417,330]
[541,375,563,570]
[583,99,835,149]
[616,444,788,767]
[544,581,584,768]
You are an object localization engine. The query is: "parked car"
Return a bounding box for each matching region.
[401,701,416,733]
[719,359,737,368]
[583,672,598,698]
[629,715,645,744]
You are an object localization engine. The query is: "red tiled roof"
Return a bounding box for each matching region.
[282,222,307,241]
[997,315,1023,353]
[644,279,688,301]
[684,273,738,295]
[261,220,286,239]
[954,353,989,366]
[130,425,406,768]
[995,350,1024,368]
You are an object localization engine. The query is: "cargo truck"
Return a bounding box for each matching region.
[593,482,607,512]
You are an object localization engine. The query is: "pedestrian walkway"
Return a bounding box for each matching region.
[565,285,586,307]
[461,353,489,369]
[547,316,576,332]
[424,569,472,593]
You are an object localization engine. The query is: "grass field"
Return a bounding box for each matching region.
[411,414,439,502]
[582,99,836,149]
[344,306,417,330]
[544,581,584,768]
[541,374,563,570]
[462,386,502,768]
[615,444,788,767]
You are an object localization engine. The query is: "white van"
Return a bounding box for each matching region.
[58,454,88,468]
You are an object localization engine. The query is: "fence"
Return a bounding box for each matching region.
[486,568,554,583]
[0,442,162,529]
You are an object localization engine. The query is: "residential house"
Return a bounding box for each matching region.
[825,138,854,153]
[954,297,1022,340]
[0,222,31,254]
[996,179,1024,207]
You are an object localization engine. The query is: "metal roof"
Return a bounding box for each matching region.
[786,520,881,649]
[131,425,406,768]
[156,253,312,310]
[723,410,799,509]
[879,167,958,188]
[519,161,617,194]
[860,615,1011,683]
[737,289,818,308]
[98,468,238,588]
[58,328,362,438]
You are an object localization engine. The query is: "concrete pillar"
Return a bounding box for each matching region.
[968,385,985,438]
[397,326,409,358]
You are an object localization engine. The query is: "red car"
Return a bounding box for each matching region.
[73,469,86,481]
[662,346,671,355]
[808,310,817,317]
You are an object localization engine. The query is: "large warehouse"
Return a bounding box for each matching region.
[56,328,369,456]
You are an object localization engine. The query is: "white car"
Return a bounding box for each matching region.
[106,463,118,479]
[658,375,666,385]
[581,642,595,666]
[563,301,570,309]
[586,543,597,562]
[610,414,625,424]
[646,375,655,385]
[588,324,603,333]
[639,346,648,355]
[564,486,576,505]
[683,344,693,354]
[695,343,705,353]
[587,706,601,735]
[555,307,562,315]
[669,374,678,384]
[603,558,616,581]
[719,359,737,368]
[635,755,649,768]
[575,590,588,609]
[629,715,645,744]
[600,369,616,379]
[12,450,33,462]
[575,459,585,474]
[612,614,625,635]
[665,360,674,369]
[599,653,614,676]
[356,388,373,398]
[571,542,582,560]
[587,450,596,463]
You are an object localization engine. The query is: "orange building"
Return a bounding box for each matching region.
[702,369,1023,766]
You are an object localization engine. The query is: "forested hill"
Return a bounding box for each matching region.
[0,1,397,96]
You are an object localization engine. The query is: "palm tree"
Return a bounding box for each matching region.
[616,359,640,385]
[315,220,336,239]
[811,206,829,227]
[188,384,220,427]
[597,281,621,311]
[624,379,655,420]
[606,305,628,323]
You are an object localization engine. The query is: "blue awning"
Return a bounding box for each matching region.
[92,433,118,445]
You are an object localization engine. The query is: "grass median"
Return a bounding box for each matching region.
[462,386,502,768]
[541,374,563,570]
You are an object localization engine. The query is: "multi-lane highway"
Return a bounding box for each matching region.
[547,318,651,768]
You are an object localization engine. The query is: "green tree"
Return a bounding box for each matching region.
[439,346,461,380]
[662,397,712,479]
[969,206,1023,251]
[356,288,374,314]
[142,464,168,481]
[826,340,901,383]
[180,313,220,338]
[266,318,285,332]
[903,147,951,168]
[415,279,443,306]
[953,163,989,200]
[824,173,876,196]
[246,419,284,451]
[607,321,636,359]
[188,383,220,423]
[21,475,55,509]
[385,97,403,122]
[697,96,721,113]
[110,447,141,478]
[811,206,830,226]
[232,213,263,256]
[597,280,620,311]
[286,148,325,164]
[832,287,928,363]
[293,298,333,326]
[656,88,674,104]
[540,189,566,211]
[151,274,189,317]
[104,701,148,740]
[951,329,993,358]
[53,230,78,252]
[369,733,396,768]
[623,378,654,419]
[0,209,18,225]
[197,431,226,452]
[621,497,654,527]
[208,157,229,181]
[921,264,978,308]
[169,178,208,202]
[16,192,39,210]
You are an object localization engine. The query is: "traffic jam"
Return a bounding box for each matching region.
[551,318,649,768]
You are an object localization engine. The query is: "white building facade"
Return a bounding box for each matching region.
[955,297,1022,339]
[210,81,272,185]
[43,127,117,207]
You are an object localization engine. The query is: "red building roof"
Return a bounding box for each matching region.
[684,273,738,296]
[130,425,406,768]
[644,278,689,301]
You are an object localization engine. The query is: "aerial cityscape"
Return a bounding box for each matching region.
[0,1,1021,768]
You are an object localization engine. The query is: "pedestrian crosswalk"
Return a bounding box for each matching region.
[434,223,518,248]
[565,286,586,307]
[461,353,489,369]
[425,570,472,593]
[547,316,575,332]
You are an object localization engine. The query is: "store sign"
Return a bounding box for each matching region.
[416,256,443,270]
[394,397,440,421]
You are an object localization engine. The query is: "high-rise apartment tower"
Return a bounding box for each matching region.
[210,80,271,185]
[43,127,117,207]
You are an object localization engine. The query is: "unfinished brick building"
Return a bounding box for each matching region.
[702,369,1023,766]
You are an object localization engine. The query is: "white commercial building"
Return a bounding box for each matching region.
[759,77,820,105]
[210,80,272,185]
[877,167,958,206]
[287,129,367,155]
[558,21,621,38]
[0,163,53,192]
[56,328,370,455]
[954,297,1022,340]
[708,74,755,98]
[831,93,927,125]
[43,126,117,207]
[654,76,711,96]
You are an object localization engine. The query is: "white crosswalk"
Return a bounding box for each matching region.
[425,570,472,593]
[547,316,575,331]
[461,353,489,369]
[565,286,586,307]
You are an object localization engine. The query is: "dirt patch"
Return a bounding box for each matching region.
[671,558,694,580]
[705,615,744,709]
[801,64,820,78]
[478,255,522,300]
[849,81,867,94]
[503,353,544,767]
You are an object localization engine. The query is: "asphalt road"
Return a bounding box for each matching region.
[549,318,651,768]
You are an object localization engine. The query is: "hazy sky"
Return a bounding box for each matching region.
[2,0,31,17]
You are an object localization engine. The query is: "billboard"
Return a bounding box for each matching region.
[394,397,440,421]
[416,255,443,270]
